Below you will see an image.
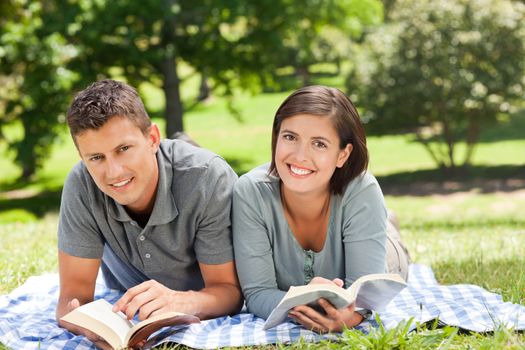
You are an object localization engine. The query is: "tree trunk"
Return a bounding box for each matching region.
[296,65,310,86]
[161,0,184,137]
[198,74,210,101]
[163,57,183,137]
[442,119,455,169]
[415,130,444,168]
[17,117,37,180]
[462,112,481,166]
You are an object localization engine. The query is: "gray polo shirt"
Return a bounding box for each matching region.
[232,163,387,319]
[58,139,237,291]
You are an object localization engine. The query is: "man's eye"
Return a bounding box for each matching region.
[89,155,102,161]
[120,146,129,152]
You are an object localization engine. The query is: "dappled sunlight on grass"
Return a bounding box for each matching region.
[0,214,58,294]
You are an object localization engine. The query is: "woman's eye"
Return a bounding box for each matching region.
[314,141,327,149]
[283,134,295,141]
[120,146,129,152]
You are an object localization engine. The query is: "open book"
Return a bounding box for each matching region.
[263,273,407,330]
[60,299,200,349]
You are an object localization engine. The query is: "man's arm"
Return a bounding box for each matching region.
[56,250,100,321]
[194,260,243,318]
[112,261,242,320]
[56,250,114,349]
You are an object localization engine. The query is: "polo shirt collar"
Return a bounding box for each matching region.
[107,143,178,225]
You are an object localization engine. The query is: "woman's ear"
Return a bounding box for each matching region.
[336,144,353,168]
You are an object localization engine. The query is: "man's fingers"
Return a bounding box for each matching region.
[113,281,153,313]
[122,288,160,320]
[67,298,80,312]
[137,297,167,320]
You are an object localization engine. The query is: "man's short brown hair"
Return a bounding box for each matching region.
[67,79,151,139]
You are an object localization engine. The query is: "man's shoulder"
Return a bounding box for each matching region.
[159,139,231,172]
[64,161,95,192]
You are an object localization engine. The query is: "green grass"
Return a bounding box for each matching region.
[1,88,525,348]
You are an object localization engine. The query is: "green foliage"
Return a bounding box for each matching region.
[0,1,78,179]
[0,0,385,178]
[241,0,383,87]
[348,0,525,169]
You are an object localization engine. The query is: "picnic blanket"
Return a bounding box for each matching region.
[1,264,524,349]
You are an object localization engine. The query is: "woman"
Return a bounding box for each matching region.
[232,85,410,333]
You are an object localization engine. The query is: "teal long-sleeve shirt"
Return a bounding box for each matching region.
[232,163,388,320]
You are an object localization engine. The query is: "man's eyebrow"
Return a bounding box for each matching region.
[83,143,128,158]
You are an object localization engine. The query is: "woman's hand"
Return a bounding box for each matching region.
[287,276,364,333]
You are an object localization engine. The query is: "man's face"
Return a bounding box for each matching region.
[75,116,161,214]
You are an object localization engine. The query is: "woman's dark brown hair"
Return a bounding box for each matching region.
[269,85,368,195]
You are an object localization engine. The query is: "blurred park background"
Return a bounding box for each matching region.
[1,0,525,347]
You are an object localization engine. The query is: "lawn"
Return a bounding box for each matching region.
[0,88,524,349]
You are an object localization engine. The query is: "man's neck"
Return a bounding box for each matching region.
[127,209,151,228]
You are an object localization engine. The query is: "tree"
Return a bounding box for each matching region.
[0,1,77,178]
[1,0,384,178]
[238,0,383,86]
[347,0,525,169]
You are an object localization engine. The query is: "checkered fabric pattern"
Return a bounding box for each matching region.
[1,264,524,349]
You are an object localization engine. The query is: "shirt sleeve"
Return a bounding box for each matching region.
[341,174,388,286]
[193,157,238,265]
[57,163,104,259]
[232,175,286,319]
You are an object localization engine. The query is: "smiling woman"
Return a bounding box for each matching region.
[232,85,410,334]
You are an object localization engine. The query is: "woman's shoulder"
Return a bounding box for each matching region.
[341,171,382,201]
[236,163,277,186]
[234,163,279,196]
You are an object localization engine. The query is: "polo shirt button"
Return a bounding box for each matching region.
[145,253,151,259]
[139,235,145,241]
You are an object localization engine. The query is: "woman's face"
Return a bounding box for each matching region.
[275,114,352,196]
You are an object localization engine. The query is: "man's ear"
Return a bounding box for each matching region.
[336,143,353,168]
[148,123,161,152]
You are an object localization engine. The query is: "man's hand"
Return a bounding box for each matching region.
[287,276,363,333]
[113,280,199,321]
[58,298,112,350]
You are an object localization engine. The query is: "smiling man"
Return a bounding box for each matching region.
[56,80,241,345]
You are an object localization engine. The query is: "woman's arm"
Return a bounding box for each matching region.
[342,175,388,284]
[232,177,286,319]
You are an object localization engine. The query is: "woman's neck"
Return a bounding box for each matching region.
[280,185,331,224]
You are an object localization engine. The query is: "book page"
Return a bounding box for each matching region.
[263,273,406,330]
[264,284,351,330]
[351,278,406,310]
[61,299,132,348]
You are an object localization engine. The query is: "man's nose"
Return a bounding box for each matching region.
[106,158,124,179]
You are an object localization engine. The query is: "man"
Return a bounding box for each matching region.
[56,79,241,345]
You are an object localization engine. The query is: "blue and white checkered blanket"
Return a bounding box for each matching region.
[1,264,524,349]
